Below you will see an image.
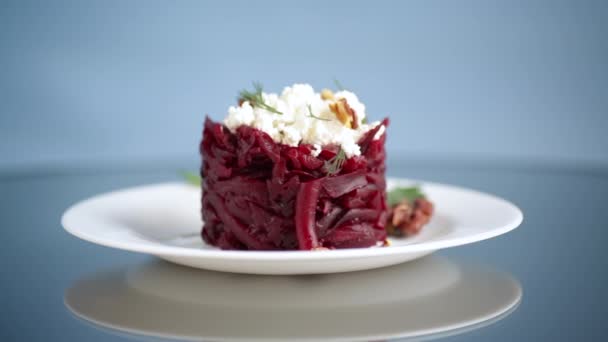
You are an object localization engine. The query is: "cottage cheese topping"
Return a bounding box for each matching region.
[223,83,384,157]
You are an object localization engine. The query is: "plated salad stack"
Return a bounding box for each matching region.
[199,83,432,250]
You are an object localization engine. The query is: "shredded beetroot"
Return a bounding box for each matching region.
[295,180,322,250]
[200,117,389,250]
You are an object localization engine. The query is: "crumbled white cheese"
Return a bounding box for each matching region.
[311,144,322,157]
[223,83,385,157]
[374,124,386,140]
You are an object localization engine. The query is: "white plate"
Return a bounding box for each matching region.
[65,256,522,341]
[61,178,523,275]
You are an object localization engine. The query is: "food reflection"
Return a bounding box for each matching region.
[65,256,521,341]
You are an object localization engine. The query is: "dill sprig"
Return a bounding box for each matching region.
[325,148,347,175]
[387,186,425,206]
[180,171,202,186]
[307,104,331,121]
[238,82,283,115]
[333,78,345,91]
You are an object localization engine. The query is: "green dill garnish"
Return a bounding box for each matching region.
[362,117,368,124]
[238,82,283,115]
[333,78,345,91]
[307,104,331,121]
[387,186,425,206]
[325,148,347,175]
[181,171,202,186]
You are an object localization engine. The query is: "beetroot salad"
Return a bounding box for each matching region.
[199,83,432,250]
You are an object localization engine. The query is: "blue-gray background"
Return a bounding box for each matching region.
[1,0,607,170]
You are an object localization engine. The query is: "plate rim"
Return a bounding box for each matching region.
[61,179,523,260]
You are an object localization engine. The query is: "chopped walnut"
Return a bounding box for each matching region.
[320,89,334,100]
[329,98,359,129]
[386,198,434,237]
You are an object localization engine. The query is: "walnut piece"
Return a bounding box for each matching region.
[329,98,359,129]
[386,198,434,237]
[320,89,334,100]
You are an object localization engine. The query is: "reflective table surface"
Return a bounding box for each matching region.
[1,159,607,341]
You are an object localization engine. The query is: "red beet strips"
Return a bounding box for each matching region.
[200,117,389,250]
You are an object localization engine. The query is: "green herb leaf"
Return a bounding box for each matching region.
[181,171,202,186]
[387,186,425,206]
[362,117,368,124]
[325,148,347,175]
[238,82,283,115]
[307,104,331,121]
[333,78,345,91]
